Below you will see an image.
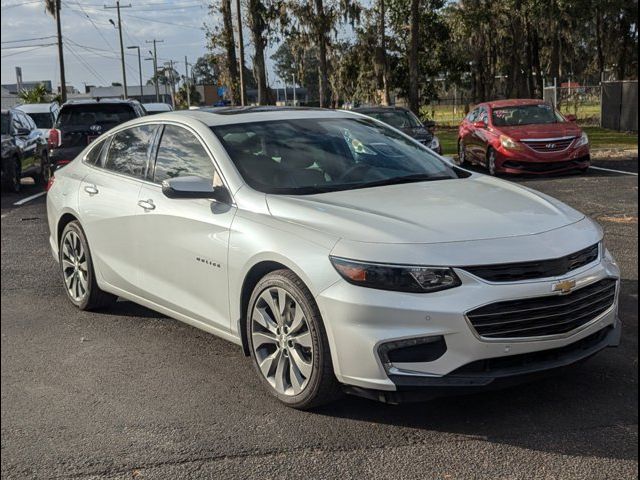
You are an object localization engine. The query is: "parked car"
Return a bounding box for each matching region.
[142,102,173,115]
[353,106,442,154]
[48,99,146,170]
[1,108,49,192]
[457,99,590,175]
[47,107,620,409]
[15,102,60,140]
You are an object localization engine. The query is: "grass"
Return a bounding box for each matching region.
[435,126,638,157]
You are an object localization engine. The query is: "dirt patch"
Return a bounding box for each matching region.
[597,214,638,224]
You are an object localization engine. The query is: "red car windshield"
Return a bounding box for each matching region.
[492,104,565,126]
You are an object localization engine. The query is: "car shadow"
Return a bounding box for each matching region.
[312,278,638,461]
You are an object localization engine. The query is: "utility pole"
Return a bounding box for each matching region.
[105,1,131,99]
[184,56,191,108]
[146,39,163,102]
[235,0,246,106]
[127,46,143,100]
[54,0,67,102]
[165,60,177,107]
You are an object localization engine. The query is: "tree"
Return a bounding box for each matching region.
[175,83,202,108]
[18,84,50,104]
[287,0,361,108]
[207,0,240,104]
[408,0,420,113]
[191,55,218,85]
[272,36,320,101]
[247,0,283,104]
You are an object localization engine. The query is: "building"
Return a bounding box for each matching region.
[88,85,173,105]
[1,80,53,94]
[1,87,20,109]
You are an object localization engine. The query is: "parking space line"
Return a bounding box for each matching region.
[590,166,638,176]
[13,191,46,206]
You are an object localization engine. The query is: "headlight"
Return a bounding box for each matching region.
[575,131,589,147]
[499,135,523,150]
[429,137,440,150]
[330,256,461,293]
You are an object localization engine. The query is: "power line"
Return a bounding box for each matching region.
[64,43,108,84]
[1,42,58,49]
[1,45,54,58]
[66,0,116,51]
[1,36,57,44]
[124,13,203,30]
[1,0,40,9]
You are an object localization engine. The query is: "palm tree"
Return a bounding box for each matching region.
[44,0,67,102]
[18,84,49,104]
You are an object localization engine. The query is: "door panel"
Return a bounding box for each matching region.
[136,183,236,330]
[78,171,143,294]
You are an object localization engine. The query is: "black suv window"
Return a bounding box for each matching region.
[153,125,216,183]
[57,103,138,129]
[104,125,158,179]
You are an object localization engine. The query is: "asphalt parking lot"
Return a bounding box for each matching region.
[1,162,638,479]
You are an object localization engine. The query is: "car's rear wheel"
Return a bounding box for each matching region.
[34,151,51,186]
[247,269,341,409]
[59,221,116,310]
[2,158,21,193]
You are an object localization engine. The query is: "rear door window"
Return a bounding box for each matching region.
[103,125,158,179]
[84,137,109,166]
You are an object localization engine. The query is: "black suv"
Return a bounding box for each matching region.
[1,108,48,192]
[49,99,146,169]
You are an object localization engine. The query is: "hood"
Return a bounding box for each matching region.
[266,176,584,244]
[400,126,432,142]
[497,123,582,140]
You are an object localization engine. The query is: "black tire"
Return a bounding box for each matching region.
[456,140,467,166]
[2,157,21,193]
[247,269,342,409]
[59,221,117,311]
[34,151,51,187]
[486,147,498,176]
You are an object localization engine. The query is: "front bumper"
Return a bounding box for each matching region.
[316,251,621,394]
[495,144,590,174]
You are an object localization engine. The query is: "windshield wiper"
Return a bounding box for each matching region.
[354,173,453,189]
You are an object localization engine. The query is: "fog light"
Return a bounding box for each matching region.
[378,336,447,373]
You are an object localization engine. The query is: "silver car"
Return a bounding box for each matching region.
[46,107,621,409]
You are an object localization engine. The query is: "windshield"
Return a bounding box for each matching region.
[26,112,53,129]
[57,104,136,128]
[492,104,565,126]
[1,113,9,135]
[366,110,422,129]
[212,117,460,195]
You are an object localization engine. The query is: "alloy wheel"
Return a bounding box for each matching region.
[488,150,497,176]
[61,230,89,302]
[251,287,314,396]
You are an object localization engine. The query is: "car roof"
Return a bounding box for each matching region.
[62,98,140,106]
[482,99,550,109]
[146,106,356,127]
[143,103,173,110]
[15,103,57,113]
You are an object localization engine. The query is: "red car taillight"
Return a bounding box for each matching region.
[48,128,61,149]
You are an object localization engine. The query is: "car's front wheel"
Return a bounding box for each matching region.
[1,157,21,193]
[59,221,116,310]
[247,269,341,409]
[487,148,498,176]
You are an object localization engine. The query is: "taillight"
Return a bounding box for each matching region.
[48,128,61,149]
[45,174,55,192]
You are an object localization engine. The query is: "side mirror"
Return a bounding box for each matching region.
[15,127,30,136]
[162,175,231,203]
[565,114,577,122]
[472,121,486,129]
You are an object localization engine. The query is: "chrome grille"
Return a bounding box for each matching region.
[467,278,617,339]
[522,137,576,152]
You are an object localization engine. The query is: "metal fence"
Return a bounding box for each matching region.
[601,81,638,132]
[543,85,602,125]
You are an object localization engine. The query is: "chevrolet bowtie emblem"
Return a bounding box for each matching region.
[553,279,577,294]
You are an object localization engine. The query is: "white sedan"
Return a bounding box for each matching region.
[46,107,621,409]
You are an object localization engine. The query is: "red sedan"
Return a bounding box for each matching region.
[456,99,590,175]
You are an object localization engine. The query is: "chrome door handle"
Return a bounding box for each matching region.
[84,185,98,195]
[137,199,156,211]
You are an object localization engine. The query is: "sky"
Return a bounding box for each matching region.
[1,0,236,91]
